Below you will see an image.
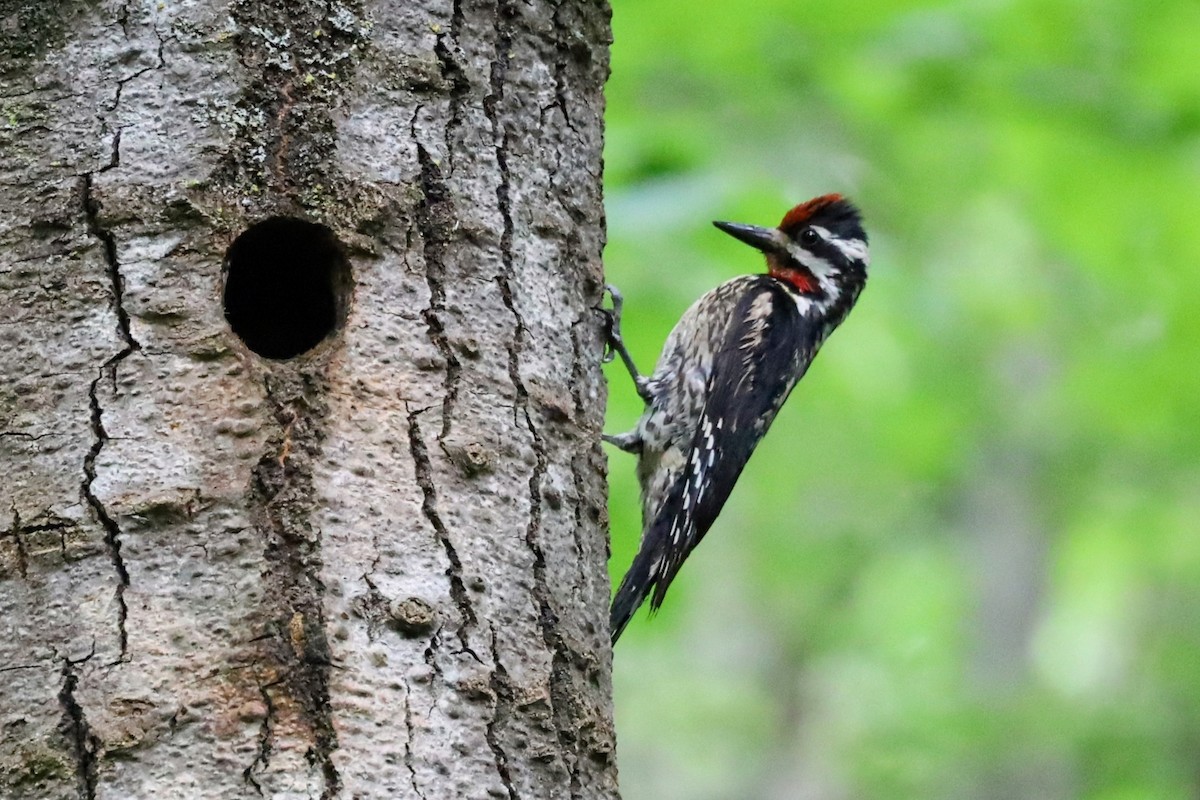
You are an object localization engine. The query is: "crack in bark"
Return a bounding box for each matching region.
[502,287,582,792]
[82,379,131,660]
[115,0,131,38]
[3,509,78,570]
[568,322,593,575]
[412,2,473,438]
[406,406,477,652]
[243,680,277,796]
[433,20,470,104]
[0,513,76,537]
[5,506,29,579]
[413,145,462,440]
[486,4,584,792]
[58,650,99,800]
[71,14,176,663]
[421,629,448,701]
[400,678,428,800]
[107,28,169,113]
[82,151,133,344]
[485,626,520,800]
[432,6,469,174]
[80,142,139,661]
[357,575,389,643]
[0,429,59,440]
[543,2,580,134]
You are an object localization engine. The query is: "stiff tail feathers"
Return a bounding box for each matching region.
[609,543,659,644]
[609,485,692,644]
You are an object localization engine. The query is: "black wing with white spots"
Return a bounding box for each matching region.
[609,279,821,641]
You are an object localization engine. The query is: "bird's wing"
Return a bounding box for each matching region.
[610,281,819,637]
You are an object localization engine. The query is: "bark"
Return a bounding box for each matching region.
[0,1,616,798]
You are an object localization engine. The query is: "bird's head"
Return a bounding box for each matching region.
[714,194,869,304]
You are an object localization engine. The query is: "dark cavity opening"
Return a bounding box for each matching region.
[223,216,351,360]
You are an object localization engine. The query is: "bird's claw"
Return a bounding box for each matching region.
[598,284,626,364]
[597,284,651,401]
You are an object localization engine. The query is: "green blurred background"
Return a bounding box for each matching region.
[600,1,1200,797]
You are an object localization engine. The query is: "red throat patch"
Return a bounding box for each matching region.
[779,193,844,231]
[769,260,817,294]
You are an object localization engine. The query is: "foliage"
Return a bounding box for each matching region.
[603,1,1200,797]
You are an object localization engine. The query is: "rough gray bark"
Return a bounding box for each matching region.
[0,1,616,798]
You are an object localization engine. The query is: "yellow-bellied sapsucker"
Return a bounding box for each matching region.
[604,194,870,643]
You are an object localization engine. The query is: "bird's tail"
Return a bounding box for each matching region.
[609,545,657,644]
[610,519,682,643]
[610,479,694,643]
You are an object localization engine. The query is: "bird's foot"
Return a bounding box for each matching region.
[598,284,652,401]
[602,430,643,454]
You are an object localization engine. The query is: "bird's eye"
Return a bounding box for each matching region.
[800,228,819,246]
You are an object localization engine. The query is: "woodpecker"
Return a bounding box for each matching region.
[603,194,869,643]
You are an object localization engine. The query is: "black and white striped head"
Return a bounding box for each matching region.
[713,194,869,305]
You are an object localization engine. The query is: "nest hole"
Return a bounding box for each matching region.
[222,216,351,360]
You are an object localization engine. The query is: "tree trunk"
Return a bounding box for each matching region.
[0,1,616,798]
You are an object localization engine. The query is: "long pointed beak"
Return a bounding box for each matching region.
[712,220,785,254]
